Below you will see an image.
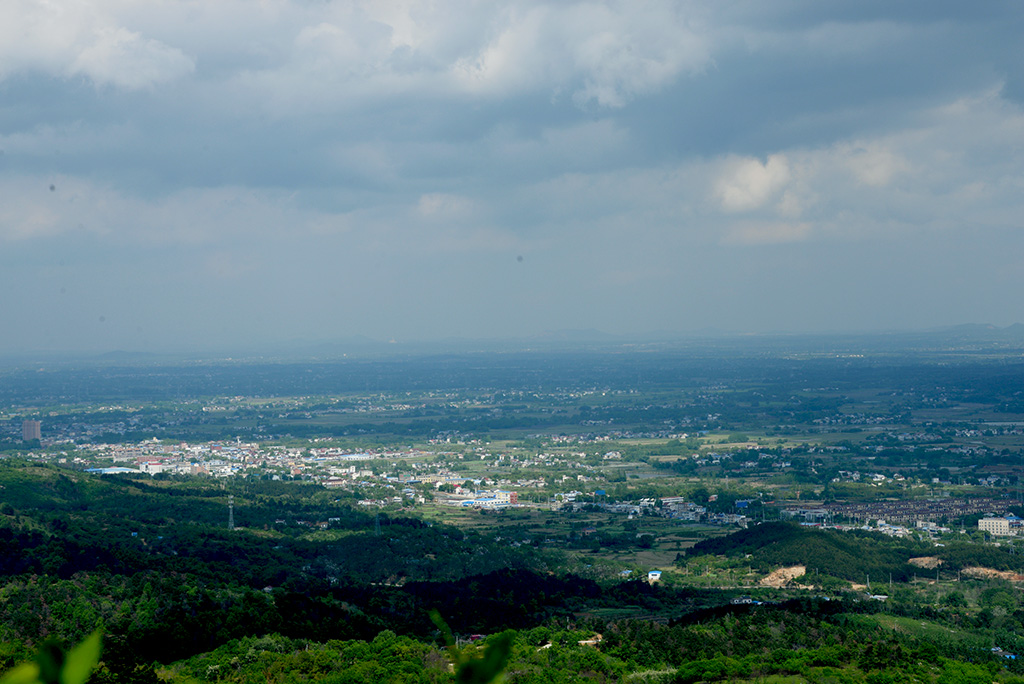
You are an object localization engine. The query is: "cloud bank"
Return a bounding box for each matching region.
[1,1,1023,353]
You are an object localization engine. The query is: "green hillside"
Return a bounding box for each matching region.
[685,522,1024,583]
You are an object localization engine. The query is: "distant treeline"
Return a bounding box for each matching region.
[6,351,1024,406]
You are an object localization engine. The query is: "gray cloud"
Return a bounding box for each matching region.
[1,1,1023,353]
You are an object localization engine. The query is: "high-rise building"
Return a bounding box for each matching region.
[22,420,41,441]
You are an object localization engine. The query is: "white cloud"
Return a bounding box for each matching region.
[0,198,61,242]
[139,1,707,113]
[416,193,474,220]
[0,0,193,88]
[697,84,1024,246]
[0,175,114,242]
[714,154,791,212]
[452,1,710,108]
[483,81,1024,251]
[0,177,301,245]
[838,143,909,187]
[0,175,518,267]
[2,1,707,112]
[72,25,194,89]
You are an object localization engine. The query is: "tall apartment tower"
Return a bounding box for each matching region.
[22,420,41,441]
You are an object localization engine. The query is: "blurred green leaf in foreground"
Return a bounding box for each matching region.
[430,612,512,684]
[1,632,102,684]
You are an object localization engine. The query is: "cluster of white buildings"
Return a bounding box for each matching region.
[81,439,418,480]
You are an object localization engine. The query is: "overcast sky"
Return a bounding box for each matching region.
[2,1,1023,354]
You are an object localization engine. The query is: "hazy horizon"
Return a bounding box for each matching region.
[2,322,1023,363]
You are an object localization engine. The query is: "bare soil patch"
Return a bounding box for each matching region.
[962,566,1024,582]
[909,556,944,569]
[759,565,806,587]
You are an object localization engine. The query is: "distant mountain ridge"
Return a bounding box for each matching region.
[941,322,1024,338]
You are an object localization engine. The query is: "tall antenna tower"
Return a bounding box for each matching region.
[228,495,235,531]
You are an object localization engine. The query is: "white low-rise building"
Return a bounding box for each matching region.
[979,517,1012,536]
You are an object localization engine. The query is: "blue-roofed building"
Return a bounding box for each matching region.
[86,467,141,475]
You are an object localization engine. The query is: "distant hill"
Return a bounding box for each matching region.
[687,522,922,582]
[938,323,1024,341]
[688,521,1024,583]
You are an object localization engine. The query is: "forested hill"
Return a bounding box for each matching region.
[0,463,568,665]
[0,462,735,680]
[0,463,705,672]
[0,463,546,585]
[687,521,1024,582]
[7,465,1024,683]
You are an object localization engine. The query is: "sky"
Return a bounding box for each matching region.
[2,1,1024,355]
